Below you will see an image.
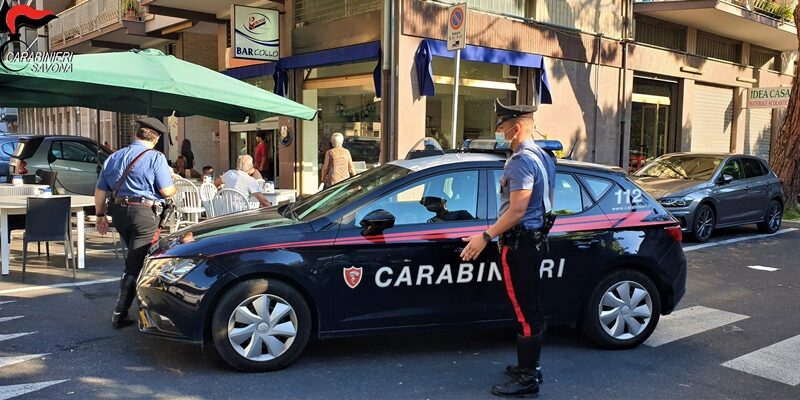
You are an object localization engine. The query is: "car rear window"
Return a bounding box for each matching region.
[12,139,39,159]
[741,158,766,179]
[0,141,16,158]
[580,176,613,201]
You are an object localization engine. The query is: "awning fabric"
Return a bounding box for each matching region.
[414,39,553,104]
[223,41,382,97]
[276,41,381,97]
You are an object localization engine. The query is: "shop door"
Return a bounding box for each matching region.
[630,94,670,173]
[745,108,773,161]
[691,84,734,153]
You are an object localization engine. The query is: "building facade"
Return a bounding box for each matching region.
[14,0,796,195]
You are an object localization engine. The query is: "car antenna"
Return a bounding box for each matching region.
[564,138,578,160]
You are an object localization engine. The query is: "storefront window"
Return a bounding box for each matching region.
[301,61,381,194]
[426,57,518,150]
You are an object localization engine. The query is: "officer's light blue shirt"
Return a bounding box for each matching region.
[96,141,174,201]
[499,140,557,230]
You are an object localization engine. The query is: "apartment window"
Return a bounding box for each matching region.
[696,31,742,64]
[294,0,382,26]
[750,45,781,71]
[437,0,528,17]
[634,16,686,51]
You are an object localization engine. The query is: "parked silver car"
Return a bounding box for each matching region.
[632,153,784,242]
[8,135,110,195]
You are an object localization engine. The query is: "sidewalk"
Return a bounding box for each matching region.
[0,232,126,295]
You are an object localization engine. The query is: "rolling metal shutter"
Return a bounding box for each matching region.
[691,84,734,153]
[745,108,773,161]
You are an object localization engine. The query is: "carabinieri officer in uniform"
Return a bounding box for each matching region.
[94,118,177,328]
[461,99,556,398]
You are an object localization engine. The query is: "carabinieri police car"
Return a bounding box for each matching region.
[137,139,687,372]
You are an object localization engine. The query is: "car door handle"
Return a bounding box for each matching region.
[572,239,601,249]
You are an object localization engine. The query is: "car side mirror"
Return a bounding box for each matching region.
[359,209,395,236]
[718,174,734,185]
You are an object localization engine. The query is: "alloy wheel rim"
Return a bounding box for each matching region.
[598,280,653,340]
[768,203,782,231]
[227,294,298,362]
[696,208,713,240]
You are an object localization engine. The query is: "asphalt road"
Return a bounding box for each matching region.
[1,222,799,399]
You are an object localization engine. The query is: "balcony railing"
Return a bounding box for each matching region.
[635,0,796,22]
[48,0,138,50]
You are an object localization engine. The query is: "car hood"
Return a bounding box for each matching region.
[151,206,314,258]
[632,177,708,198]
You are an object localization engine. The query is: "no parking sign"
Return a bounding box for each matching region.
[447,3,467,51]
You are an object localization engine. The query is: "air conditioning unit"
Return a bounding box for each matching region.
[503,65,521,80]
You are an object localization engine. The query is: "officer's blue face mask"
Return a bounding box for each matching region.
[494,123,518,150]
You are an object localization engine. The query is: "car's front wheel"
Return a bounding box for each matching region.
[690,204,715,242]
[210,278,312,372]
[757,199,782,234]
[581,270,661,349]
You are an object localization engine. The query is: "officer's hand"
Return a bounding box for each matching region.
[461,235,487,261]
[97,216,109,236]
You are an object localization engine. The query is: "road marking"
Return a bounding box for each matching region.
[0,278,118,295]
[0,354,48,369]
[0,380,68,400]
[0,301,15,305]
[0,332,35,342]
[722,334,800,386]
[644,306,749,347]
[683,228,798,252]
[747,265,780,272]
[0,316,23,323]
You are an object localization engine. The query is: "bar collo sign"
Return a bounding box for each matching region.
[748,87,791,109]
[233,5,279,61]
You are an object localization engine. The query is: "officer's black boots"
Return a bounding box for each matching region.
[505,362,543,384]
[491,332,542,398]
[111,274,137,328]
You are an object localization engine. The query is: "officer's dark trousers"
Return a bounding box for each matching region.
[109,204,159,277]
[499,244,544,338]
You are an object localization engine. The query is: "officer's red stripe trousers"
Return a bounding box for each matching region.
[500,246,532,337]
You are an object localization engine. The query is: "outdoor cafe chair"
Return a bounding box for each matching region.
[22,197,75,279]
[199,182,218,218]
[213,188,249,217]
[173,178,204,231]
[35,169,59,195]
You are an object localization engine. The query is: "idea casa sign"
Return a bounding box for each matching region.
[748,87,791,109]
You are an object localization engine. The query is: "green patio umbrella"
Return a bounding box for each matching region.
[0,48,316,122]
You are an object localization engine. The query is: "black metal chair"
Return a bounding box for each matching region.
[22,197,75,279]
[35,169,59,195]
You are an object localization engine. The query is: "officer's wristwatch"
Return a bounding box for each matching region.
[482,231,492,243]
[96,214,106,218]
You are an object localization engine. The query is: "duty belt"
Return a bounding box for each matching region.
[113,196,157,207]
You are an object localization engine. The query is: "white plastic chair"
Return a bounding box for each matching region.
[173,178,204,230]
[213,188,250,216]
[199,182,218,218]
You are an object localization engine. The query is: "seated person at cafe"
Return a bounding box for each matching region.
[214,155,271,208]
[420,193,474,223]
[173,155,201,179]
[202,165,215,180]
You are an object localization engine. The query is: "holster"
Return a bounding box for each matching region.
[499,225,545,251]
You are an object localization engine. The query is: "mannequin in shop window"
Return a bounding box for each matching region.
[321,132,357,189]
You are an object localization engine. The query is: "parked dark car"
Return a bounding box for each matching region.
[8,135,110,195]
[138,143,687,372]
[633,153,784,242]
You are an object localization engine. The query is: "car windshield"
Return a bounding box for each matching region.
[635,155,722,181]
[287,164,413,221]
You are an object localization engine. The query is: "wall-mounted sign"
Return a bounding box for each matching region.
[232,5,279,61]
[748,87,791,109]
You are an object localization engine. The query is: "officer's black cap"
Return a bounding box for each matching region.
[495,99,536,126]
[136,117,168,136]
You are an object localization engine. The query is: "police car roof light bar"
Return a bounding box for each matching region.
[461,139,563,153]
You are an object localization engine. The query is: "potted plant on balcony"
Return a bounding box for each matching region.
[121,0,141,20]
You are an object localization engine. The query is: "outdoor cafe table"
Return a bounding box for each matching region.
[0,194,95,275]
[248,189,297,209]
[0,183,48,197]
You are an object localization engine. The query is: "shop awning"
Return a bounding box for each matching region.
[414,39,553,105]
[224,62,277,80]
[273,41,382,97]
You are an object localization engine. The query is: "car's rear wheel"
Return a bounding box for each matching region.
[757,199,782,234]
[210,278,311,372]
[581,270,661,349]
[690,204,715,242]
